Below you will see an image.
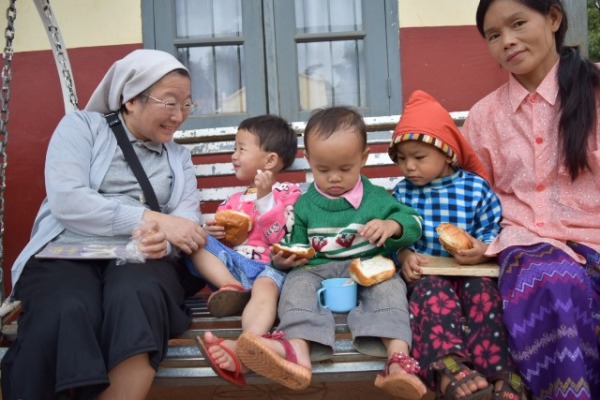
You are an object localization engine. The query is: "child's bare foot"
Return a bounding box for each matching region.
[196,331,246,386]
[204,331,249,374]
[493,372,527,400]
[433,356,492,399]
[439,372,489,398]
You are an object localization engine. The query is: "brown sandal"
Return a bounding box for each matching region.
[432,356,493,400]
[492,372,527,399]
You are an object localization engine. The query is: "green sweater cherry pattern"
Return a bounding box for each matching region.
[287,176,422,268]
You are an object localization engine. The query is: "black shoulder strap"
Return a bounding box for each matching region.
[105,113,161,212]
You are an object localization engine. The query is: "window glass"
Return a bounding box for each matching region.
[179,46,245,115]
[176,0,242,38]
[175,0,245,115]
[295,0,362,33]
[297,40,365,110]
[295,0,365,110]
[146,0,399,128]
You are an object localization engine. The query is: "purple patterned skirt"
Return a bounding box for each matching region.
[498,242,600,400]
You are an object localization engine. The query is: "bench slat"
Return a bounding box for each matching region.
[155,361,385,387]
[185,130,397,156]
[194,150,397,178]
[176,112,468,143]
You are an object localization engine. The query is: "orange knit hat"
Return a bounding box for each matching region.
[388,90,490,183]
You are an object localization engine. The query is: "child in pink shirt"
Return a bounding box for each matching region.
[188,115,302,387]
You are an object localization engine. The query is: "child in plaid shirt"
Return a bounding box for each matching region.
[389,91,525,400]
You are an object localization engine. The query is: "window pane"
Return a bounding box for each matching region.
[297,40,365,110]
[179,46,246,115]
[295,0,362,34]
[176,0,242,38]
[331,40,365,107]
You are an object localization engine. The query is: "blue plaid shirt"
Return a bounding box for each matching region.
[392,169,502,257]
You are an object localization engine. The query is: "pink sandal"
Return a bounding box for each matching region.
[195,335,246,387]
[374,352,428,399]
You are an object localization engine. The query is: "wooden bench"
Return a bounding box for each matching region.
[1,111,499,393]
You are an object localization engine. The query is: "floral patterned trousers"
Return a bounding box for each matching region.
[408,275,514,389]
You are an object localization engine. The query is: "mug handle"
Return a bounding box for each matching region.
[317,287,329,309]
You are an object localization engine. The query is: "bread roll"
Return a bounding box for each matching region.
[436,223,473,255]
[271,243,316,259]
[214,210,253,247]
[349,255,396,287]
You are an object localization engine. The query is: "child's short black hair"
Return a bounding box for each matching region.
[303,106,367,154]
[238,115,298,170]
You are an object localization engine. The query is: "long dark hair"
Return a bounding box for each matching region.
[477,0,600,180]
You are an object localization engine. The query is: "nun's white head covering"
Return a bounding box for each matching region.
[85,49,188,114]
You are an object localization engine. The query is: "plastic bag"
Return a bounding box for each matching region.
[116,235,147,265]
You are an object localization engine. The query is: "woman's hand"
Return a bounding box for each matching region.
[143,210,207,255]
[132,221,168,259]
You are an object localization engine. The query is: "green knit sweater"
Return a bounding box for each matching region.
[286,176,422,267]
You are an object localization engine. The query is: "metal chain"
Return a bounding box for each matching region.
[41,0,78,109]
[0,0,17,298]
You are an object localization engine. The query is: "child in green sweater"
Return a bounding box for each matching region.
[236,106,427,399]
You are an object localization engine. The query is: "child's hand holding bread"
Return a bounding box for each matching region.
[436,223,491,265]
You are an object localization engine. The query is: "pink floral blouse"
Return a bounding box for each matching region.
[463,61,600,263]
[217,182,302,263]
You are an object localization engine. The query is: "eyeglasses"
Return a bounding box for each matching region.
[143,94,197,114]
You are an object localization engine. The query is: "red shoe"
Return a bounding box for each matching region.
[206,284,251,317]
[196,335,246,387]
[374,352,428,399]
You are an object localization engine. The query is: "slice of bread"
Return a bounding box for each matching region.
[436,223,473,255]
[271,243,316,259]
[349,255,396,287]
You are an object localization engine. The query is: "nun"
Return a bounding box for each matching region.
[1,49,206,400]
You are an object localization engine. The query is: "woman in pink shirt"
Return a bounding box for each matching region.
[463,1,600,399]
